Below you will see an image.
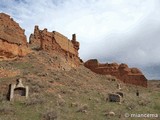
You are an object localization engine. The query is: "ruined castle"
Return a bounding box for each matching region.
[29,26,81,66]
[0,13,81,67]
[0,12,148,87]
[84,59,147,87]
[0,13,30,59]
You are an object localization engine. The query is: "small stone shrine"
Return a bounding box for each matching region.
[9,78,29,101]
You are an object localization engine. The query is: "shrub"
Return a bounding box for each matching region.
[0,94,6,102]
[42,109,58,120]
[77,104,88,113]
[0,106,14,115]
[138,99,150,106]
[24,95,45,106]
[154,104,160,111]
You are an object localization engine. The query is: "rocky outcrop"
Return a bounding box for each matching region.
[29,26,81,67]
[0,13,30,60]
[84,59,147,87]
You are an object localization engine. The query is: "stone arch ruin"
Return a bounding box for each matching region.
[9,78,29,101]
[14,87,26,96]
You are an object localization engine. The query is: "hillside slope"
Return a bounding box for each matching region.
[0,51,160,120]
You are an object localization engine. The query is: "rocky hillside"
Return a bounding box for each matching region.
[0,51,160,120]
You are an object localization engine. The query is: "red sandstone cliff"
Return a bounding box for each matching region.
[29,26,81,67]
[0,13,30,60]
[84,59,147,87]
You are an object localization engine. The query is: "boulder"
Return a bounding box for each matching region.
[108,93,121,102]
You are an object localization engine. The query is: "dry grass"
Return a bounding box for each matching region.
[0,51,160,120]
[42,110,58,120]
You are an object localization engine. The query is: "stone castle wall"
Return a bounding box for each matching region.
[0,13,27,45]
[29,26,81,66]
[0,13,30,59]
[52,31,77,56]
[84,59,147,87]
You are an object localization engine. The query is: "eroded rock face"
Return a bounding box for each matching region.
[0,13,30,60]
[29,26,81,67]
[84,59,147,87]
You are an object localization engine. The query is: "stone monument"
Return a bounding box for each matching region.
[9,78,29,101]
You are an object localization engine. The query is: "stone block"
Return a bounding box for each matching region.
[108,93,121,102]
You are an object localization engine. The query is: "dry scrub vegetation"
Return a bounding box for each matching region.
[0,51,160,120]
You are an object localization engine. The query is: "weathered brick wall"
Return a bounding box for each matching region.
[0,13,30,59]
[84,59,147,87]
[29,26,41,49]
[29,26,79,55]
[52,31,77,55]
[0,13,27,45]
[29,26,81,66]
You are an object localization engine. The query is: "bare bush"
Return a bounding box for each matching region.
[77,104,88,113]
[0,106,14,115]
[0,94,6,102]
[138,99,150,106]
[25,95,45,106]
[42,109,58,120]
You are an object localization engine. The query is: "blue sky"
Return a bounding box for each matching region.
[1,0,160,79]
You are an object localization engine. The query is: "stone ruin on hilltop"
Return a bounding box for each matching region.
[29,26,81,67]
[84,59,147,87]
[0,13,30,60]
[0,12,148,87]
[0,12,81,67]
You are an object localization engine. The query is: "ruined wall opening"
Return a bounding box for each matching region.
[14,87,26,96]
[9,79,29,101]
